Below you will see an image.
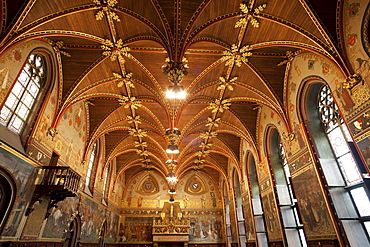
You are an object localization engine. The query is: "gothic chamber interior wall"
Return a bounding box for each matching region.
[0,0,370,246]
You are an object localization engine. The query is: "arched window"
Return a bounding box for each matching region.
[85,142,99,192]
[102,163,110,201]
[268,128,307,246]
[0,51,51,138]
[304,82,370,245]
[234,172,246,245]
[247,153,268,247]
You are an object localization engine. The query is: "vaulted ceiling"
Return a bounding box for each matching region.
[1,0,344,186]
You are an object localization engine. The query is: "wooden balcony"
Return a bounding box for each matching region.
[26,166,81,216]
[37,166,80,193]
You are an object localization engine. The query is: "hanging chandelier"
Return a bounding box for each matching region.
[165,128,181,154]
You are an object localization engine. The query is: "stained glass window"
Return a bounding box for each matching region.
[0,53,45,134]
[317,84,370,239]
[318,85,362,185]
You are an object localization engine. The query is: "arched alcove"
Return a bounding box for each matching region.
[0,168,17,235]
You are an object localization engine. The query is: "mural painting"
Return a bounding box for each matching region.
[357,137,370,169]
[188,216,223,243]
[42,196,80,239]
[105,211,119,242]
[242,200,255,241]
[121,217,153,242]
[293,166,336,239]
[261,190,282,241]
[80,197,105,242]
[0,148,38,237]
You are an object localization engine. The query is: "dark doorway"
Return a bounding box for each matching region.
[64,216,81,247]
[0,169,16,235]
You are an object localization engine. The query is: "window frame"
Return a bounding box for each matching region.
[85,141,100,194]
[301,80,370,245]
[0,49,53,146]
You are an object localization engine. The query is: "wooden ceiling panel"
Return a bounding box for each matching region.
[25,10,110,40]
[189,0,240,36]
[228,102,259,142]
[60,48,104,99]
[118,0,167,36]
[20,0,92,29]
[88,99,120,136]
[2,0,341,187]
[258,0,326,42]
[104,130,130,159]
[248,56,287,104]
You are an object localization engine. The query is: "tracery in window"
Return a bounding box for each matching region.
[318,85,362,185]
[316,84,370,240]
[0,53,45,134]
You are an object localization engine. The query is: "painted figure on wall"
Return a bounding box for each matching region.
[293,166,336,239]
[261,191,282,241]
[0,149,38,237]
[122,217,152,242]
[42,196,80,238]
[188,216,223,243]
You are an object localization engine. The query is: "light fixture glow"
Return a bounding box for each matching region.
[166,172,178,183]
[165,85,186,99]
[166,144,179,153]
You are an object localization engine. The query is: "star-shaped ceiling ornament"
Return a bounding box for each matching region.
[217,76,238,91]
[113,72,134,88]
[208,99,232,113]
[235,3,267,28]
[101,39,131,65]
[221,44,252,67]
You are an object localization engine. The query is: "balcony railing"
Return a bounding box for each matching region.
[38,166,80,193]
[26,166,81,216]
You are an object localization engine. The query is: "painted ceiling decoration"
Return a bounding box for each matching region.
[0,0,351,189]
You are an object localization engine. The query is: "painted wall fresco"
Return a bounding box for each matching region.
[343,0,370,86]
[106,210,119,242]
[79,196,105,242]
[261,189,282,242]
[242,198,255,241]
[292,165,336,240]
[188,216,223,243]
[32,100,88,175]
[121,170,222,210]
[0,148,38,238]
[120,217,153,242]
[42,196,80,239]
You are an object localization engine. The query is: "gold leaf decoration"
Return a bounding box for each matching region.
[53,41,71,57]
[235,3,266,29]
[199,142,213,149]
[205,117,221,127]
[200,131,218,140]
[277,50,301,66]
[217,76,237,91]
[136,149,151,156]
[101,39,131,64]
[127,115,142,124]
[129,128,148,138]
[221,44,252,67]
[94,0,120,22]
[114,72,134,88]
[134,141,148,148]
[208,99,231,113]
[118,96,142,109]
